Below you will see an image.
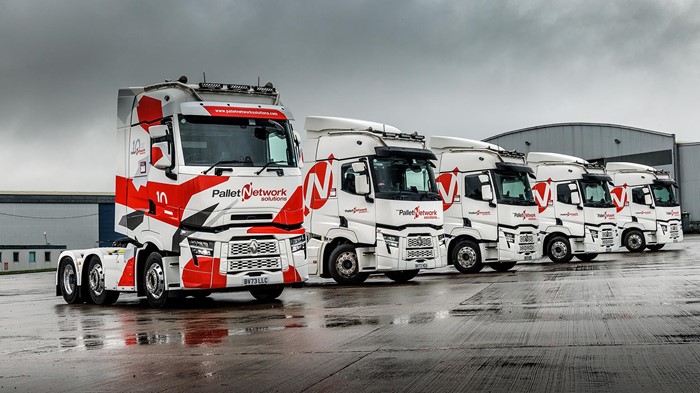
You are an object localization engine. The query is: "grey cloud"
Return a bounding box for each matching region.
[0,0,699,190]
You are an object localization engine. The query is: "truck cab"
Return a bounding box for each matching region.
[430,137,541,273]
[57,78,308,307]
[527,152,620,263]
[606,162,683,251]
[302,116,447,284]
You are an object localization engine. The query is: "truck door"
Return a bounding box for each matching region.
[338,160,376,244]
[125,126,151,236]
[555,181,584,237]
[630,186,655,229]
[461,172,498,241]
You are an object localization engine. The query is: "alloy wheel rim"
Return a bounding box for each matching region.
[551,241,568,260]
[88,263,105,296]
[146,264,165,299]
[457,246,477,269]
[336,251,358,278]
[63,264,76,295]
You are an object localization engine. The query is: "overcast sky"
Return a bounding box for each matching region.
[1,0,699,192]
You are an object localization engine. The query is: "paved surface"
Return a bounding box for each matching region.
[2,236,700,392]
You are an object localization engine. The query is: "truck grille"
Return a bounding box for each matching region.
[602,229,613,239]
[407,249,435,260]
[229,239,278,256]
[228,258,281,272]
[407,236,433,249]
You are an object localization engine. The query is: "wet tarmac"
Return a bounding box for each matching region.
[2,236,700,392]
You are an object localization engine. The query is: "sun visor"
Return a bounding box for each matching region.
[374,146,437,160]
[495,162,534,174]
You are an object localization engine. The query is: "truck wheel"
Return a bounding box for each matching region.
[575,253,598,262]
[385,270,419,283]
[624,230,646,252]
[451,239,483,273]
[250,285,284,302]
[328,244,370,285]
[488,262,517,272]
[87,259,119,305]
[59,258,81,304]
[548,236,573,263]
[144,252,169,308]
[647,244,664,251]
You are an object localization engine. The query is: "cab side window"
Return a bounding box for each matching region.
[632,187,646,205]
[557,183,572,204]
[464,175,483,200]
[341,163,360,195]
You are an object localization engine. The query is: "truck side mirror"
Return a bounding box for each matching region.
[151,141,172,170]
[351,162,367,173]
[354,174,370,195]
[568,183,581,206]
[149,125,169,139]
[293,130,303,166]
[481,184,493,202]
[644,193,653,206]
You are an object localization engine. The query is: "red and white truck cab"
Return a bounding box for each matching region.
[430,137,541,273]
[527,152,620,263]
[606,162,683,251]
[302,116,447,284]
[56,78,307,307]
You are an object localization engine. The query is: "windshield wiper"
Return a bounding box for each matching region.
[202,160,245,175]
[255,160,287,176]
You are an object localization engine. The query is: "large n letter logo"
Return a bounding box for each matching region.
[532,179,552,213]
[304,158,334,212]
[610,185,628,213]
[436,169,460,211]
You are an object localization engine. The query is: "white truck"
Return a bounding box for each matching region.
[302,116,447,284]
[56,77,308,308]
[527,152,620,263]
[430,137,541,273]
[606,162,683,251]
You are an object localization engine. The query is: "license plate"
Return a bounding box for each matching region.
[519,234,534,244]
[519,244,536,253]
[602,239,614,246]
[671,225,678,231]
[671,230,679,238]
[524,255,532,260]
[243,276,269,286]
[415,263,428,269]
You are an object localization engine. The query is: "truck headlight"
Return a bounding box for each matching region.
[504,232,515,244]
[290,235,306,253]
[383,234,400,248]
[189,239,214,257]
[590,229,598,239]
[660,224,667,235]
[438,233,446,246]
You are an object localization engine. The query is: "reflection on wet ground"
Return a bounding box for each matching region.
[2,236,700,391]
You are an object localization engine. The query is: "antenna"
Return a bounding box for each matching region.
[257,76,260,86]
[203,72,206,83]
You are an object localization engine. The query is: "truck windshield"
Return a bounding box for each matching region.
[579,180,614,208]
[370,157,440,201]
[178,115,296,167]
[651,184,679,207]
[492,171,536,206]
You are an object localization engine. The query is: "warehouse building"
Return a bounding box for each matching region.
[484,123,699,228]
[0,193,120,272]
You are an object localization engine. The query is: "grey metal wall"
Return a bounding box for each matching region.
[484,123,676,177]
[678,143,700,222]
[0,203,99,250]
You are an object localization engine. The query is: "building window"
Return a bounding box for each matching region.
[13,252,19,263]
[29,252,36,263]
[45,252,52,262]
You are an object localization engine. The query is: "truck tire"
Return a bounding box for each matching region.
[250,285,284,302]
[647,244,665,251]
[488,262,517,272]
[87,259,120,305]
[624,230,646,253]
[547,236,573,263]
[144,252,169,308]
[575,253,598,262]
[58,258,81,304]
[451,239,483,273]
[328,244,370,285]
[385,270,419,283]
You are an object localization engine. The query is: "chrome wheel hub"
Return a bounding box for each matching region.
[146,263,165,299]
[551,241,568,260]
[63,264,76,295]
[88,263,105,296]
[335,251,358,278]
[457,246,477,269]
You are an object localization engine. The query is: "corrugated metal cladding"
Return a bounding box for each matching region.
[0,194,119,250]
[484,123,676,177]
[678,143,700,222]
